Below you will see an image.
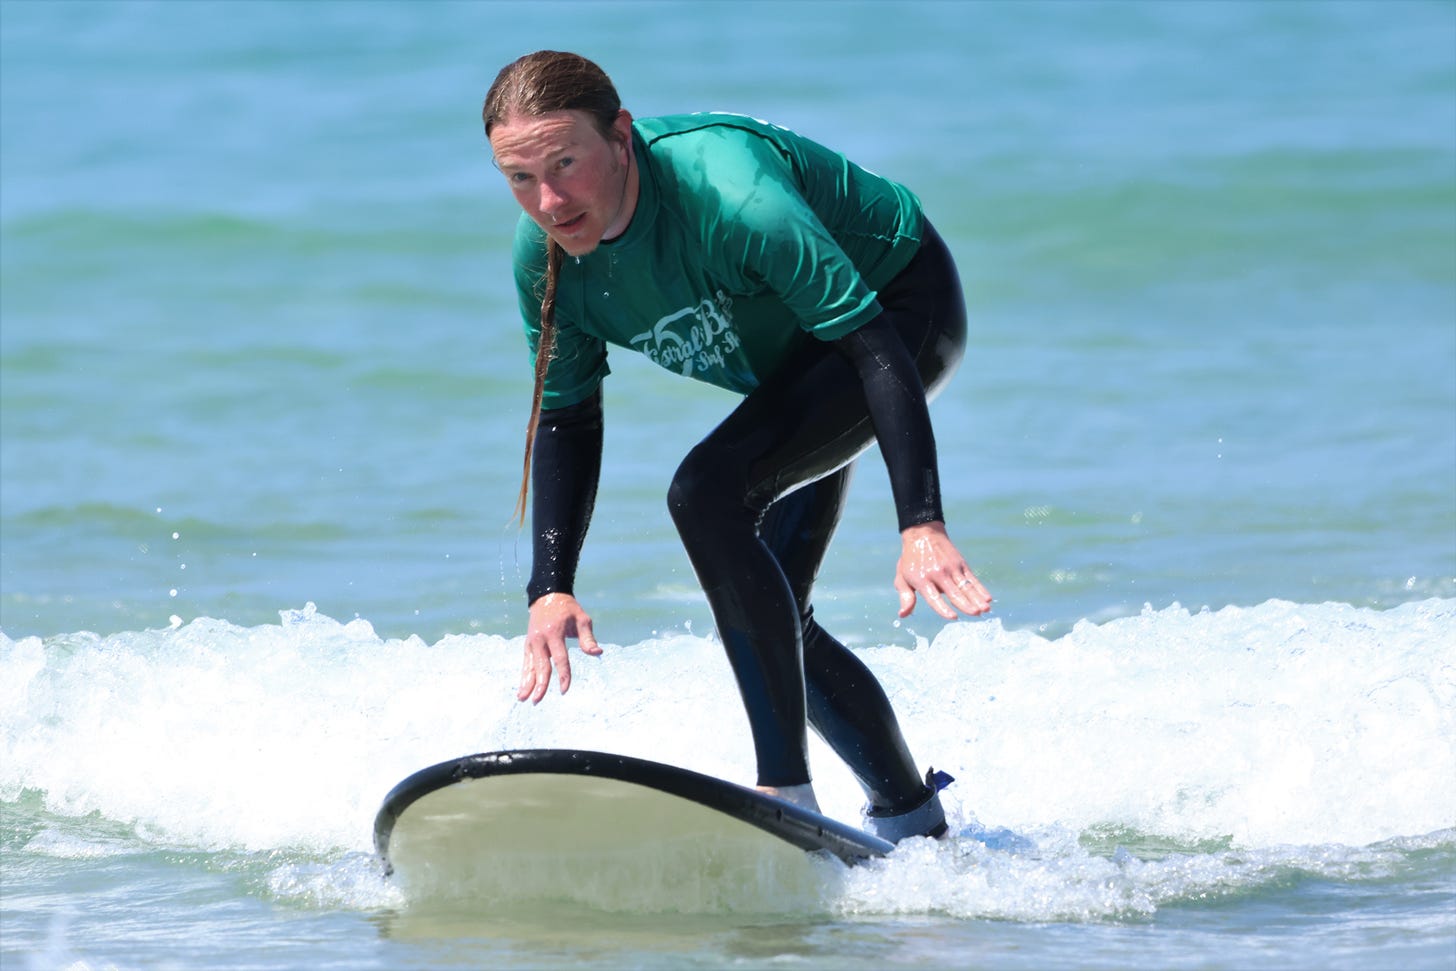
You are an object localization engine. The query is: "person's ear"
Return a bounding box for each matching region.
[612,109,635,156]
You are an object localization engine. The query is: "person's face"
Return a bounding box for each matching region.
[489,108,634,257]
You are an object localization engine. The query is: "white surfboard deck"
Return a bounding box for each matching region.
[373,749,893,909]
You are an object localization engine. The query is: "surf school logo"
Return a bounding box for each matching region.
[629,292,742,378]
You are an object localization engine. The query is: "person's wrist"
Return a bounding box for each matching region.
[900,519,947,539]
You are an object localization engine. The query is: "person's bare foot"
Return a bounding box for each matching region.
[756,782,821,814]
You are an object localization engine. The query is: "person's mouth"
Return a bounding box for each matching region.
[553,213,587,232]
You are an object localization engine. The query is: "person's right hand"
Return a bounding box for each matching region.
[519,592,602,703]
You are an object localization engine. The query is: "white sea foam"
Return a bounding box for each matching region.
[837,825,1456,923]
[3,598,1453,918]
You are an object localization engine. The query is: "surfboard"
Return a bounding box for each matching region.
[373,749,893,907]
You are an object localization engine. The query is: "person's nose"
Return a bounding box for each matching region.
[538,178,569,218]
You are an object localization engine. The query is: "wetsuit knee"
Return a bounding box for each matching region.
[666,441,748,535]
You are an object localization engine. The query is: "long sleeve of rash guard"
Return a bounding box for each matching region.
[525,387,603,605]
[833,314,945,531]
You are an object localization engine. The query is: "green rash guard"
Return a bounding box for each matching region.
[512,113,925,408]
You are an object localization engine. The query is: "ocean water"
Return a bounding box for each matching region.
[1,1,1453,969]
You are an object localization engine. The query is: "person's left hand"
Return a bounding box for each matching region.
[894,520,992,619]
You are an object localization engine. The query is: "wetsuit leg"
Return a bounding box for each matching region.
[666,221,967,795]
[757,469,926,808]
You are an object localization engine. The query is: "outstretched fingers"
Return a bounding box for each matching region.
[518,640,552,703]
[947,570,993,616]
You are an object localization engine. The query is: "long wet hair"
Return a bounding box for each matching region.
[483,51,623,525]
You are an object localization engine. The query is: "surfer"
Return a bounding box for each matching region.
[484,51,991,841]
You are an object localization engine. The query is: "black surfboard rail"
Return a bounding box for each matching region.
[373,748,893,872]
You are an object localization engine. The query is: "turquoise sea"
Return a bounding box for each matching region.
[2,1,1454,968]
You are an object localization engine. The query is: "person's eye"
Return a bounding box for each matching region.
[557,157,575,171]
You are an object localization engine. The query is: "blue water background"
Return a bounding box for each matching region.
[3,0,1451,645]
[1,1,1454,969]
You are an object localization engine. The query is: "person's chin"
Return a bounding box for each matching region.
[553,234,601,257]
